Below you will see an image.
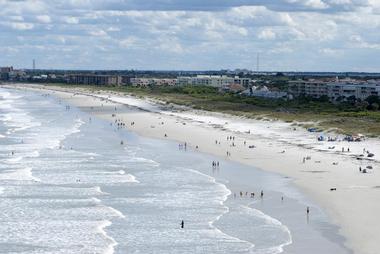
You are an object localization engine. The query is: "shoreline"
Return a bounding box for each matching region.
[6,83,380,254]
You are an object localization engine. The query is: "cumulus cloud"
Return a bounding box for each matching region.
[88,29,108,37]
[8,22,34,30]
[0,0,379,71]
[258,28,276,40]
[63,16,79,24]
[36,15,51,23]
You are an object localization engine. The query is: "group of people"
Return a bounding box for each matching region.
[221,135,255,158]
[115,119,126,128]
[233,190,264,199]
[178,142,187,150]
[212,161,220,168]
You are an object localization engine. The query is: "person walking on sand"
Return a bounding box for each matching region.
[307,206,310,214]
[181,220,184,229]
[260,190,264,198]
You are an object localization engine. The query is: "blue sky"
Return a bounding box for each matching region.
[0,0,379,71]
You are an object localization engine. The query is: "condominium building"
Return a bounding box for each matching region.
[326,81,380,101]
[288,80,329,98]
[288,79,380,101]
[130,78,177,87]
[177,75,251,88]
[68,74,122,86]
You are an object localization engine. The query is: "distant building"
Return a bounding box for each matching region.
[326,81,380,101]
[288,79,329,98]
[68,74,122,86]
[177,75,251,88]
[242,86,288,99]
[221,83,245,93]
[130,78,177,87]
[0,66,13,80]
[288,79,380,101]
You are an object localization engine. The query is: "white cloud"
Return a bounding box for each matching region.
[8,22,34,30]
[107,26,120,32]
[0,0,379,71]
[63,16,79,24]
[304,0,329,9]
[36,15,51,23]
[119,36,138,48]
[258,28,276,40]
[88,29,108,37]
[319,47,343,56]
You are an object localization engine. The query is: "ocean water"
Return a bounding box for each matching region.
[0,87,351,254]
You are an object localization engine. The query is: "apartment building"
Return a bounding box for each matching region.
[130,78,177,87]
[288,80,328,98]
[177,75,251,88]
[327,81,380,101]
[289,79,380,101]
[68,74,122,86]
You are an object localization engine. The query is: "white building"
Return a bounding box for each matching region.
[288,80,329,98]
[288,79,380,101]
[177,75,251,88]
[326,81,380,101]
[130,78,177,87]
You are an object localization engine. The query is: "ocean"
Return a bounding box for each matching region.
[0,87,351,254]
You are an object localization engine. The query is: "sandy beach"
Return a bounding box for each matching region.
[7,83,380,254]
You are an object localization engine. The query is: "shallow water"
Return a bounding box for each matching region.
[0,87,351,254]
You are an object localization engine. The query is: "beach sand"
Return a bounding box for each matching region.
[8,84,380,254]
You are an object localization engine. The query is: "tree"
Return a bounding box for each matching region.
[370,102,379,111]
[355,100,369,111]
[365,95,380,105]
[346,95,356,105]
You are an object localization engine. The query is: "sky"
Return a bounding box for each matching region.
[0,0,379,72]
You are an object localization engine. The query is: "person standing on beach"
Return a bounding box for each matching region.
[181,220,184,229]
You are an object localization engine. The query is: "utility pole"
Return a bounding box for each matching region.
[33,59,36,71]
